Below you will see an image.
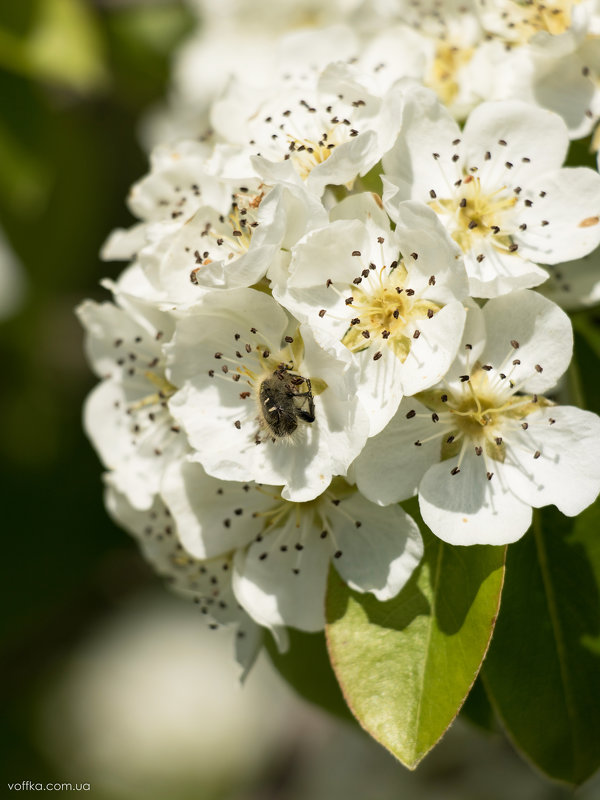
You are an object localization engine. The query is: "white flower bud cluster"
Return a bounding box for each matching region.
[80,6,600,667]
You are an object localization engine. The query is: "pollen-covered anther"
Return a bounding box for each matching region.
[338,259,442,362]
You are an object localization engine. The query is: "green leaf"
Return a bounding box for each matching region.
[0,0,108,91]
[325,529,506,768]
[265,628,354,723]
[483,503,600,786]
[573,313,600,362]
[573,327,600,417]
[0,117,50,214]
[27,0,107,92]
[565,134,597,170]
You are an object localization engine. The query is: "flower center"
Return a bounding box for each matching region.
[341,262,441,361]
[287,124,350,180]
[426,42,475,106]
[249,480,360,566]
[207,328,326,443]
[496,0,580,42]
[190,187,264,284]
[430,175,517,253]
[417,364,551,464]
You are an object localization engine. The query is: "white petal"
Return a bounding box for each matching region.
[232,527,331,632]
[355,346,406,436]
[236,620,266,681]
[462,101,569,181]
[305,131,381,196]
[382,87,460,199]
[464,237,550,298]
[353,398,442,505]
[77,300,155,379]
[127,140,214,222]
[101,224,147,261]
[502,405,600,516]
[400,300,467,396]
[516,167,600,265]
[167,293,362,501]
[84,381,135,471]
[526,52,595,139]
[332,494,423,601]
[441,299,487,375]
[329,191,391,230]
[286,219,369,290]
[166,288,289,386]
[160,460,270,559]
[480,290,573,392]
[391,201,469,300]
[419,452,532,545]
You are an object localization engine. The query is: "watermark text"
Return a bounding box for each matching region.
[8,782,91,792]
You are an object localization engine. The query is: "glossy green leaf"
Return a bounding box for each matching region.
[325,529,506,768]
[483,503,600,785]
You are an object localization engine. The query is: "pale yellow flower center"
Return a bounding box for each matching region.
[341,262,441,361]
[430,175,517,254]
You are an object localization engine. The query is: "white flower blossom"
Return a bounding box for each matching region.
[155,178,325,300]
[212,62,414,197]
[103,138,325,303]
[142,20,364,149]
[353,290,600,545]
[105,485,263,674]
[77,284,186,510]
[476,0,593,49]
[276,193,469,434]
[384,95,600,297]
[161,460,423,632]
[357,1,488,119]
[474,9,600,139]
[166,288,369,501]
[101,140,220,264]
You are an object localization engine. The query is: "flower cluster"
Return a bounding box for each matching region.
[148,0,600,149]
[81,2,600,669]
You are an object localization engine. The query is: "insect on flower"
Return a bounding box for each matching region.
[257,364,315,439]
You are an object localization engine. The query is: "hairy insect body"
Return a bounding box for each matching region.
[258,366,315,439]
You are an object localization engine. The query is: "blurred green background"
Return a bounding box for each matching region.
[2,2,600,798]
[0,0,195,786]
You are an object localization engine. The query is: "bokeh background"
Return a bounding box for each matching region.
[1,2,600,798]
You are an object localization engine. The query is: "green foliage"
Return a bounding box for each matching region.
[0,5,193,787]
[0,0,107,92]
[325,528,506,768]
[460,675,497,733]
[483,502,600,786]
[265,627,354,723]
